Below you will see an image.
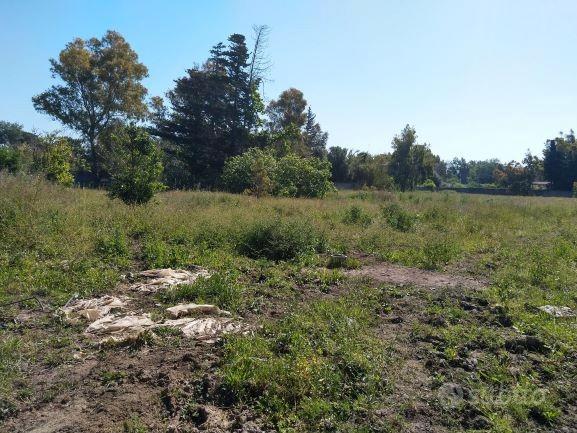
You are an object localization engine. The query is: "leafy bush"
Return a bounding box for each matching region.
[39,135,74,186]
[341,205,372,227]
[381,203,414,232]
[95,228,130,264]
[273,154,334,198]
[238,219,324,261]
[419,239,459,270]
[221,148,277,196]
[420,178,437,191]
[222,148,334,198]
[0,147,20,173]
[105,125,165,205]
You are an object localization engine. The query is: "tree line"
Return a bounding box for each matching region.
[1,29,575,202]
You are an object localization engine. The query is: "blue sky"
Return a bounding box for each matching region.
[1,0,576,161]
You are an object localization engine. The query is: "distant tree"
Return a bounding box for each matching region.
[543,139,565,189]
[468,159,501,185]
[266,88,308,132]
[0,121,27,145]
[389,125,415,191]
[494,161,532,195]
[221,147,277,195]
[32,31,149,181]
[154,33,264,186]
[104,125,164,205]
[327,146,352,182]
[389,125,437,191]
[0,147,20,173]
[303,107,328,158]
[266,90,328,157]
[273,154,334,198]
[447,158,470,184]
[348,152,375,187]
[522,150,543,182]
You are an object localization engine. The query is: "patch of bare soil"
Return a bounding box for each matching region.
[347,262,488,290]
[3,337,270,433]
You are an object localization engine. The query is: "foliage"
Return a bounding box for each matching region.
[104,125,165,205]
[493,161,533,195]
[273,154,334,198]
[220,148,276,195]
[327,146,352,183]
[32,31,149,181]
[341,205,372,227]
[238,218,324,260]
[389,125,438,191]
[543,132,577,190]
[153,34,263,187]
[420,178,436,191]
[381,202,414,232]
[222,294,389,431]
[266,89,328,158]
[0,147,20,173]
[222,148,334,198]
[0,121,34,146]
[38,135,74,186]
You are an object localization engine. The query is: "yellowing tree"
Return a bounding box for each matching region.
[32,31,148,181]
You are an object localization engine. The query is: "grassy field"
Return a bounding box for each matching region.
[1,174,576,432]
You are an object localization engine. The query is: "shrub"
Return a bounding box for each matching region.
[105,125,165,205]
[273,154,335,198]
[0,147,20,173]
[221,148,277,196]
[381,203,414,232]
[238,219,324,261]
[222,149,334,198]
[420,178,437,191]
[39,135,74,187]
[341,205,372,227]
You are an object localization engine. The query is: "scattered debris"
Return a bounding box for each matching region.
[84,313,155,343]
[166,303,231,318]
[538,305,575,318]
[60,295,130,324]
[161,317,246,342]
[129,267,211,293]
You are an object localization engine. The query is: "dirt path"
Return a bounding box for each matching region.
[347,262,488,290]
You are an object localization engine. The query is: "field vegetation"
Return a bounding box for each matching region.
[1,175,576,432]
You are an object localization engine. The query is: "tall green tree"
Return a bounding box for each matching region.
[32,30,149,181]
[543,139,565,189]
[389,125,416,191]
[327,146,352,182]
[154,33,264,186]
[266,89,328,157]
[303,107,328,158]
[266,88,308,132]
[389,125,437,191]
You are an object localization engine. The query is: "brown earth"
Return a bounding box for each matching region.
[4,261,557,433]
[347,262,488,291]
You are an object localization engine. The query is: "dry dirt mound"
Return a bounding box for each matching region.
[347,262,487,290]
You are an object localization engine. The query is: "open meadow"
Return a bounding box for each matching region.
[1,174,576,433]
